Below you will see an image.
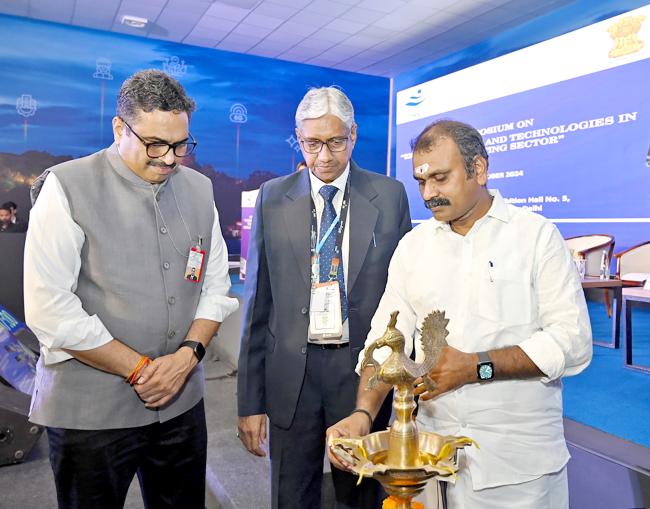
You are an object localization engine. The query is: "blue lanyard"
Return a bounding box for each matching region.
[315,215,340,254]
[310,180,351,281]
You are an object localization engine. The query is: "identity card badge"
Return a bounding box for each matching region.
[308,281,343,340]
[185,237,205,283]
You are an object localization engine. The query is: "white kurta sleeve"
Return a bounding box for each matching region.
[24,174,113,364]
[518,223,592,381]
[193,204,239,323]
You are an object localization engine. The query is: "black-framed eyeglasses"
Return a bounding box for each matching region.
[119,117,197,158]
[298,134,350,154]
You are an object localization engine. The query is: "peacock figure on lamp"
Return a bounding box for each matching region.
[330,310,476,509]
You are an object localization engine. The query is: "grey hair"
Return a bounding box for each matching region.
[295,87,355,130]
[117,69,195,123]
[410,119,488,177]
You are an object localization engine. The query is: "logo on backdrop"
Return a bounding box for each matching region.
[16,94,37,117]
[93,58,114,80]
[607,15,645,58]
[286,134,301,154]
[163,56,187,77]
[405,88,424,107]
[229,104,247,174]
[229,103,248,124]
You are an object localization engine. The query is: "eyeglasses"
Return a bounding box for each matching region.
[299,134,350,154]
[119,117,197,158]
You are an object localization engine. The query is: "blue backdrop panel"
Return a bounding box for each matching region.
[0,14,390,254]
[396,58,650,251]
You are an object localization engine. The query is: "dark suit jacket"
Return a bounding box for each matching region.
[0,222,20,233]
[237,161,411,429]
[13,219,28,233]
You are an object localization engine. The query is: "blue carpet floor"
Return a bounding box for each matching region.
[229,274,245,298]
[563,299,650,448]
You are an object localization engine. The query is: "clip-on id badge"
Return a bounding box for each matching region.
[185,238,205,283]
[310,254,320,286]
[308,280,343,339]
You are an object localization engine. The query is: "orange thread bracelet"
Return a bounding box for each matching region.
[130,357,151,384]
[126,357,146,385]
[126,356,151,385]
[127,357,150,385]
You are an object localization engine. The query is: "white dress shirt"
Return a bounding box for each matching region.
[24,173,238,365]
[358,190,592,490]
[308,163,350,343]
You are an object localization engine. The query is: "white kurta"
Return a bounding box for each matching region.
[357,190,592,497]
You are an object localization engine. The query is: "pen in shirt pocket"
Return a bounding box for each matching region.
[372,232,376,247]
[488,261,494,282]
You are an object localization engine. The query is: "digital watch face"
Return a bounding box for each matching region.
[478,363,494,380]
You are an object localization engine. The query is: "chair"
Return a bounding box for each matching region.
[565,234,615,277]
[614,241,650,282]
[565,234,615,316]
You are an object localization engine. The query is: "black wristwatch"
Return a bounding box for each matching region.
[179,340,206,363]
[477,351,494,381]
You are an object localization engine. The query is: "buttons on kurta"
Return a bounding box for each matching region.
[163,262,170,270]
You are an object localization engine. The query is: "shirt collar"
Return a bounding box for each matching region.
[309,162,350,198]
[485,189,510,223]
[428,188,510,232]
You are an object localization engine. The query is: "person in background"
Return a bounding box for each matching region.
[0,204,18,232]
[2,201,27,232]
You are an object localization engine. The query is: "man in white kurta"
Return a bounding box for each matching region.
[327,120,592,508]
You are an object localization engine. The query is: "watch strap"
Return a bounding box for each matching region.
[179,340,206,363]
[477,351,491,364]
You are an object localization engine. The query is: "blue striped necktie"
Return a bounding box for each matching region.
[319,185,348,322]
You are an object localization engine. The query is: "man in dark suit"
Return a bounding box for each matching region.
[2,201,27,232]
[0,204,19,232]
[237,87,411,509]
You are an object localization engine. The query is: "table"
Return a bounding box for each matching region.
[622,287,650,373]
[581,277,623,349]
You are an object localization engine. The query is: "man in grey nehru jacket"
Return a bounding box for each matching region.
[24,70,238,509]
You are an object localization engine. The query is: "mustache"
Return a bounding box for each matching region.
[148,160,177,169]
[424,197,451,209]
